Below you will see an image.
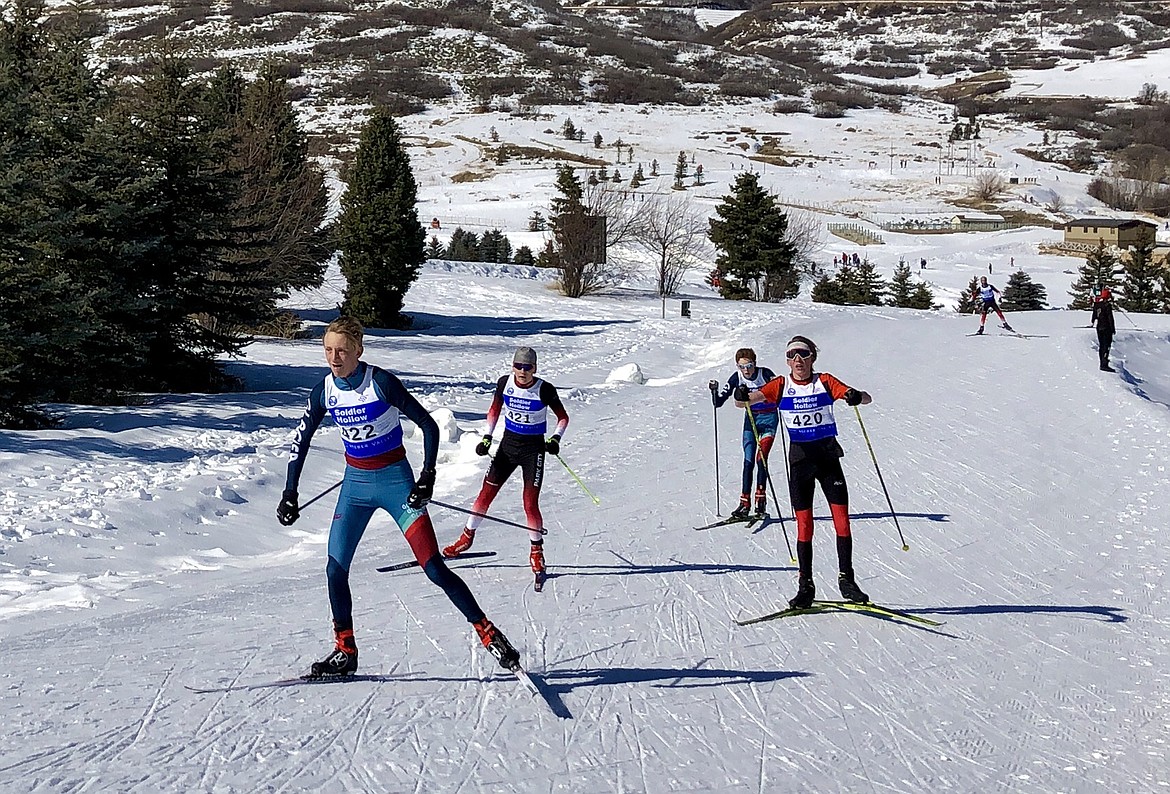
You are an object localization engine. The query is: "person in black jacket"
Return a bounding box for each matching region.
[1092,288,1116,372]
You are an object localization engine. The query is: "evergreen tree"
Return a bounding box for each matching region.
[444,228,480,261]
[1000,270,1048,311]
[513,245,535,266]
[908,281,936,310]
[1117,240,1162,313]
[425,235,443,259]
[118,56,250,391]
[842,259,886,305]
[593,131,602,148]
[956,277,981,313]
[561,117,576,140]
[479,229,512,263]
[219,62,331,323]
[811,274,847,305]
[630,163,645,188]
[708,172,798,302]
[527,210,546,231]
[673,150,687,189]
[887,261,915,307]
[1068,243,1120,309]
[337,107,425,328]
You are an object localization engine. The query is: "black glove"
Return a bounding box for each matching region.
[475,434,492,457]
[708,379,718,392]
[408,468,436,509]
[733,384,750,402]
[545,434,561,456]
[276,489,300,526]
[844,388,863,406]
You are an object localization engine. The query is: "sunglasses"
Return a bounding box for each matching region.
[737,362,755,371]
[786,349,813,361]
[513,363,534,372]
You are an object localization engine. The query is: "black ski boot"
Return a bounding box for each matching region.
[975,326,984,335]
[474,618,520,670]
[310,628,358,677]
[838,571,870,604]
[788,577,816,610]
[730,502,752,520]
[1002,322,1014,333]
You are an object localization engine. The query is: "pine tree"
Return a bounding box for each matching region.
[843,259,886,305]
[630,163,645,188]
[1000,270,1048,311]
[887,261,915,307]
[444,228,480,261]
[513,245,535,266]
[479,229,512,263]
[425,235,443,259]
[811,275,847,305]
[673,150,687,189]
[1117,240,1162,313]
[528,210,546,231]
[908,281,936,310]
[1068,243,1120,309]
[337,107,426,328]
[561,117,576,140]
[708,172,798,302]
[956,277,981,313]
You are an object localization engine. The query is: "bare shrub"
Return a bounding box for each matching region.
[1062,23,1130,52]
[810,86,874,109]
[634,194,711,307]
[813,101,845,118]
[772,98,809,115]
[595,68,684,105]
[842,63,919,79]
[970,170,1006,201]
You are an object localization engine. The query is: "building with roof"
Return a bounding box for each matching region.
[1063,218,1157,250]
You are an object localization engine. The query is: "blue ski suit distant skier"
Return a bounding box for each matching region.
[276,317,519,677]
[709,347,779,518]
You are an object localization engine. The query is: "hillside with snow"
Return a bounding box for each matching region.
[2,36,1170,794]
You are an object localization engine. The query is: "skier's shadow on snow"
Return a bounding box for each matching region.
[814,511,950,522]
[921,604,1127,623]
[540,666,810,695]
[482,561,797,579]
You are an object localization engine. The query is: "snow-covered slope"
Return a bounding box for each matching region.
[1,261,1168,792]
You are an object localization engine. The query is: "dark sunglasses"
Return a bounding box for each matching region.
[737,362,755,370]
[786,349,813,361]
[513,363,534,372]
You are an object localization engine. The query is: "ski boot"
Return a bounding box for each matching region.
[530,541,547,592]
[788,577,816,610]
[730,496,752,520]
[1002,322,1014,333]
[310,627,358,677]
[975,326,984,335]
[838,570,870,604]
[443,527,476,558]
[474,618,520,670]
[754,487,767,517]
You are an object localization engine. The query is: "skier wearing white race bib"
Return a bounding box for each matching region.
[708,347,779,519]
[738,336,872,610]
[973,276,1014,335]
[443,346,569,591]
[277,317,520,677]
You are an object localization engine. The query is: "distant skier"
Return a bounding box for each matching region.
[973,275,1013,334]
[708,348,779,519]
[443,346,569,592]
[277,317,519,676]
[1092,288,1116,372]
[738,336,872,609]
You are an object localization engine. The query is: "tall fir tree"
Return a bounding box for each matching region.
[337,106,425,328]
[444,228,480,261]
[1117,240,1163,313]
[811,274,847,305]
[708,172,797,302]
[842,259,886,305]
[887,262,934,309]
[908,281,936,310]
[1000,270,1048,311]
[956,276,981,313]
[1068,243,1120,309]
[425,235,443,259]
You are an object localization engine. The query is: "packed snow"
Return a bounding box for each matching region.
[1,51,1169,794]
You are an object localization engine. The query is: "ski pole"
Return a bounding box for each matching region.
[554,453,600,505]
[301,480,342,510]
[429,499,547,535]
[1116,305,1145,331]
[745,407,796,563]
[853,406,909,552]
[712,393,721,516]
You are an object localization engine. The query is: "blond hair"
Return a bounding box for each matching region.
[325,317,364,350]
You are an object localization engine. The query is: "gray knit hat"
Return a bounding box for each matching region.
[513,346,537,366]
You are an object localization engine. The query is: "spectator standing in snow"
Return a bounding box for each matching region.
[1092,288,1116,372]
